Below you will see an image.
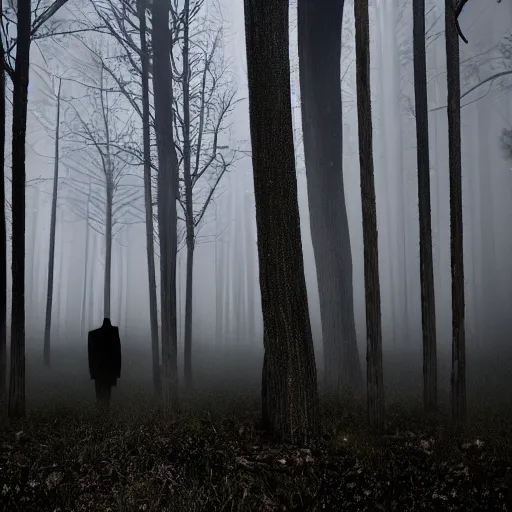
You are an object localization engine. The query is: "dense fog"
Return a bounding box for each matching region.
[2,0,512,405]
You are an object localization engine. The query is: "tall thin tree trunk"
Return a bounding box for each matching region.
[9,0,31,419]
[298,0,363,396]
[137,0,160,397]
[117,237,123,324]
[445,0,466,429]
[80,185,92,338]
[214,202,224,345]
[104,183,112,319]
[182,0,195,390]
[124,226,129,334]
[152,0,180,412]
[223,223,232,345]
[477,97,498,340]
[54,210,65,343]
[244,0,320,444]
[354,0,384,433]
[88,231,96,328]
[377,5,397,349]
[184,237,194,388]
[388,1,410,349]
[43,78,62,365]
[413,0,437,414]
[0,34,6,405]
[244,189,256,343]
[29,187,39,326]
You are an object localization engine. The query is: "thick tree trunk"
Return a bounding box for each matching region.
[0,36,6,405]
[137,0,160,398]
[244,0,320,444]
[43,79,62,365]
[413,0,437,414]
[152,0,179,413]
[9,0,31,420]
[298,0,363,397]
[104,177,113,319]
[445,0,466,429]
[354,0,384,433]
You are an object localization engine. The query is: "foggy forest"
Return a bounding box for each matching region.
[0,0,511,510]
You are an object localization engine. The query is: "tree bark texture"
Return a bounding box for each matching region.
[243,0,320,444]
[413,0,438,414]
[354,0,385,433]
[152,0,180,413]
[445,0,466,429]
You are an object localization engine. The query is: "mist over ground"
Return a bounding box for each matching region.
[1,0,512,510]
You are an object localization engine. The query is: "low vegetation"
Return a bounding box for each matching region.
[1,344,511,511]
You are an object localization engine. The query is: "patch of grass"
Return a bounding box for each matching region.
[1,393,511,511]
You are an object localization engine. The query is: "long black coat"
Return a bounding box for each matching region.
[88,323,122,386]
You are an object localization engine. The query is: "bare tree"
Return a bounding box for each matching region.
[61,49,142,320]
[3,0,78,419]
[244,0,319,444]
[173,1,239,390]
[354,0,384,433]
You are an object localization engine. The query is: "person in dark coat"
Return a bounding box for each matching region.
[88,318,122,408]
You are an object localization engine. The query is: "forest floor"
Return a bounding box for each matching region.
[0,393,511,511]
[1,342,512,511]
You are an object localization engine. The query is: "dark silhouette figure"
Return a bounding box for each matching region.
[88,318,122,409]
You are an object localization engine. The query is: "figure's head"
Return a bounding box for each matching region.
[102,318,112,328]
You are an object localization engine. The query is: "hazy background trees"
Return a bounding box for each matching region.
[1,0,511,433]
